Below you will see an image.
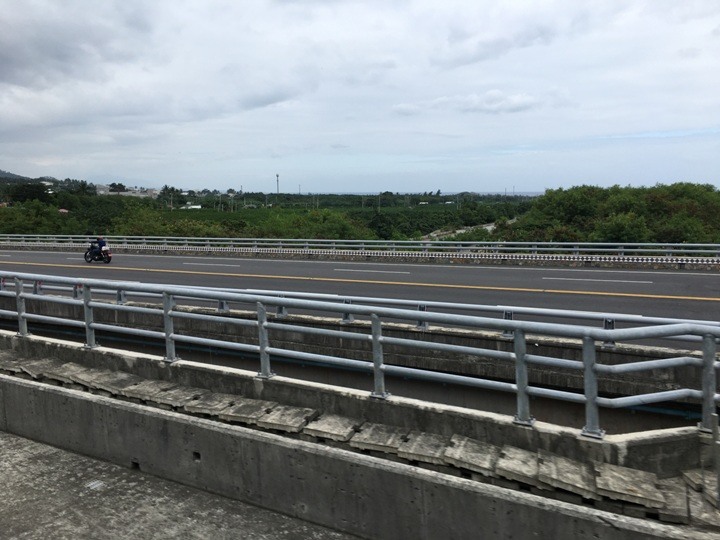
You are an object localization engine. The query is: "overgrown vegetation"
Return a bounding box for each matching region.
[478,183,720,243]
[0,177,529,240]
[1,174,717,243]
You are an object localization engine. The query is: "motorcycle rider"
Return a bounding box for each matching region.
[91,236,107,258]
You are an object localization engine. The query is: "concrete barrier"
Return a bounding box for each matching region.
[0,367,709,539]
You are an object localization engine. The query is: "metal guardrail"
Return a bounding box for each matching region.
[1,270,719,440]
[3,234,720,262]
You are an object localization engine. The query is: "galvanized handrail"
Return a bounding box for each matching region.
[2,234,720,261]
[1,270,719,439]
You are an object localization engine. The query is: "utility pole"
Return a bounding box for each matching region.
[276,174,279,195]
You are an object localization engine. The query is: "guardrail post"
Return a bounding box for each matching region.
[513,329,534,426]
[342,299,354,323]
[116,289,127,304]
[83,285,96,348]
[370,314,389,398]
[273,295,287,318]
[14,278,28,337]
[257,302,274,379]
[581,337,604,438]
[163,292,177,362]
[33,280,43,295]
[73,284,83,299]
[700,334,717,432]
[602,319,615,348]
[217,300,229,313]
[502,311,514,338]
[416,305,428,330]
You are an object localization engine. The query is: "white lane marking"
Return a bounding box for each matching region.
[334,269,411,275]
[183,263,242,268]
[182,262,411,275]
[542,277,653,284]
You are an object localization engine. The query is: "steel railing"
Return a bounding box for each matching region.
[3,234,720,262]
[1,270,719,439]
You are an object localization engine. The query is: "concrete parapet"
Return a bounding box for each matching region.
[2,370,717,539]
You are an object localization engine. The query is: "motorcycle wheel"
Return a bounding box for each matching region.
[84,251,93,263]
[103,254,112,264]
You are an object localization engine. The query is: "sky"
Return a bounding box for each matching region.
[1,1,719,194]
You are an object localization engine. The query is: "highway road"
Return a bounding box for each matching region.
[2,249,719,322]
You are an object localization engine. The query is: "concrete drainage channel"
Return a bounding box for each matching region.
[1,336,720,539]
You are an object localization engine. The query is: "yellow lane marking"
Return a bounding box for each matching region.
[2,260,718,302]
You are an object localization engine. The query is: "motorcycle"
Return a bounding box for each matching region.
[84,242,112,264]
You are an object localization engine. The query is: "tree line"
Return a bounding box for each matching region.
[2,179,717,242]
[476,183,720,244]
[0,179,530,240]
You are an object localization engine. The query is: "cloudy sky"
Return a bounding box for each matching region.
[1,1,719,194]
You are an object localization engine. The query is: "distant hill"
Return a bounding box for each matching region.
[0,169,33,182]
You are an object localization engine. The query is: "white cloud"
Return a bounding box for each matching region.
[0,0,718,192]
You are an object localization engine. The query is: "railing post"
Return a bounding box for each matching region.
[700,334,717,432]
[83,285,96,348]
[33,280,43,295]
[502,310,514,338]
[217,300,230,313]
[342,299,354,323]
[73,284,83,299]
[116,289,127,304]
[371,314,389,398]
[163,292,177,362]
[416,305,428,330]
[581,336,604,438]
[14,278,28,337]
[602,318,616,348]
[513,330,534,426]
[257,302,274,378]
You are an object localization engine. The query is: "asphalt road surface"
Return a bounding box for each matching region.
[1,249,718,322]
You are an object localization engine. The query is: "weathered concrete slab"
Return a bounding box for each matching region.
[538,449,599,500]
[184,392,237,416]
[594,462,665,509]
[32,361,89,385]
[256,405,318,433]
[217,398,278,425]
[349,423,410,454]
[684,469,706,492]
[19,358,65,379]
[658,477,690,524]
[683,469,720,507]
[91,371,146,395]
[495,446,544,489]
[0,352,23,374]
[120,379,178,401]
[397,431,448,465]
[303,414,360,442]
[67,367,114,388]
[443,434,500,478]
[688,487,720,530]
[148,386,210,409]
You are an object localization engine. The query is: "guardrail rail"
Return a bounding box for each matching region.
[1,270,719,440]
[3,234,720,264]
